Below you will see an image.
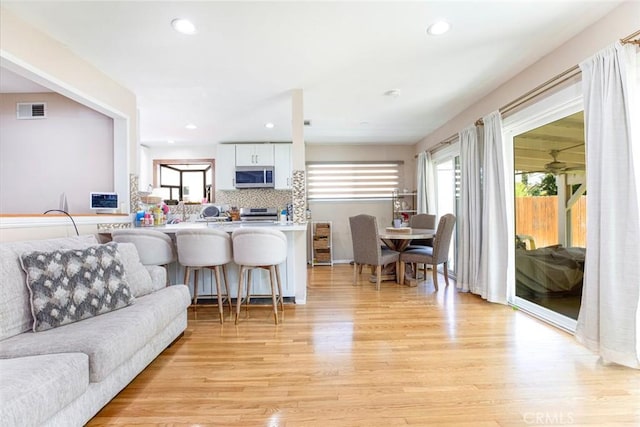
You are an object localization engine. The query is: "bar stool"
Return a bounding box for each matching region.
[111,229,176,284]
[232,227,287,325]
[175,229,233,323]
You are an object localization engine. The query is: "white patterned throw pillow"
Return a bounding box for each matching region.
[19,242,135,332]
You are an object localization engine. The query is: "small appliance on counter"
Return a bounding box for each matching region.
[239,207,279,223]
[195,204,230,222]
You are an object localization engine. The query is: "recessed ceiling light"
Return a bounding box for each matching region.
[168,139,175,144]
[185,123,197,130]
[265,122,275,129]
[384,89,401,97]
[360,121,369,126]
[171,18,196,35]
[427,20,450,36]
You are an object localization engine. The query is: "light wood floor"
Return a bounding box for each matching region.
[89,265,640,426]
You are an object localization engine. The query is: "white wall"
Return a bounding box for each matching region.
[1,7,138,217]
[306,143,416,262]
[415,1,640,152]
[0,92,114,214]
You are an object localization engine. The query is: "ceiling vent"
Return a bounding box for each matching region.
[304,120,311,126]
[17,102,47,120]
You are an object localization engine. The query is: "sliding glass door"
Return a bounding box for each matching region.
[504,83,585,331]
[432,146,460,276]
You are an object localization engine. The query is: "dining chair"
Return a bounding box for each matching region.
[407,213,436,249]
[400,213,456,291]
[348,214,400,290]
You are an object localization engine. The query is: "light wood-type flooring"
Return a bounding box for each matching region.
[89,265,640,426]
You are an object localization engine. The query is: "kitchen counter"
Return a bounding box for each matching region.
[102,221,310,304]
[156,221,308,233]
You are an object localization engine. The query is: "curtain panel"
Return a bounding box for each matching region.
[477,111,511,304]
[457,125,482,293]
[416,151,436,214]
[576,42,640,369]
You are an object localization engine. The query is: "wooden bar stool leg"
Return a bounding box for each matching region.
[222,265,232,314]
[245,269,253,317]
[235,265,245,325]
[184,267,193,305]
[269,265,279,325]
[193,269,200,305]
[275,264,284,312]
[213,266,224,324]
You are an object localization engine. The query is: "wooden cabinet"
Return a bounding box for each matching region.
[215,144,236,190]
[274,143,292,189]
[235,143,274,166]
[392,190,417,225]
[311,221,333,266]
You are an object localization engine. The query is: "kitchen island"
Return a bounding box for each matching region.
[104,221,309,304]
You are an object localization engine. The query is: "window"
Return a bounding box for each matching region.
[306,162,402,200]
[153,159,214,203]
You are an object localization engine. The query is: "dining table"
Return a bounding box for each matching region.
[373,227,436,285]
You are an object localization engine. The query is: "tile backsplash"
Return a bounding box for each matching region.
[215,189,292,210]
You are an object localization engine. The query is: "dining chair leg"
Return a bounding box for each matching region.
[432,264,439,291]
[399,261,405,285]
[443,262,450,287]
[375,265,382,291]
[353,262,358,285]
[212,266,224,324]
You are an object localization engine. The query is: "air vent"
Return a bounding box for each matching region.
[304,119,311,126]
[17,102,47,120]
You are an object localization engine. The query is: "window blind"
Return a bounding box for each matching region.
[306,162,402,200]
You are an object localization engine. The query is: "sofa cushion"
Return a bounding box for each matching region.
[114,242,154,297]
[0,353,89,427]
[0,235,99,340]
[20,242,135,332]
[0,284,191,382]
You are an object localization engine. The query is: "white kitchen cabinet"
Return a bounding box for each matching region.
[215,144,236,190]
[235,143,274,166]
[274,143,292,189]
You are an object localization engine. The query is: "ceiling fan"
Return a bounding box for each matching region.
[540,149,586,174]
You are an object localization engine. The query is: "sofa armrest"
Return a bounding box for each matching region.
[146,265,167,292]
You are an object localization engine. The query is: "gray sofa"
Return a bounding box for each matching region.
[0,235,191,426]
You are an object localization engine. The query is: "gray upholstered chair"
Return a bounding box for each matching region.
[348,214,400,290]
[400,213,456,291]
[111,229,177,284]
[232,227,287,325]
[175,229,233,323]
[407,213,436,249]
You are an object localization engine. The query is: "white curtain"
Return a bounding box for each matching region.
[477,111,510,304]
[457,125,482,293]
[576,42,640,369]
[416,151,436,214]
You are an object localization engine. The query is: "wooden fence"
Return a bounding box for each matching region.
[515,196,586,248]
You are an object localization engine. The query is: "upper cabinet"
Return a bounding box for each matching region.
[235,143,274,166]
[215,144,236,190]
[274,143,292,189]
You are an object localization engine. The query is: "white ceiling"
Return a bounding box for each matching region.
[0,1,622,147]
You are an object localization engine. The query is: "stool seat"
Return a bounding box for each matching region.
[111,229,176,285]
[232,228,287,324]
[176,228,233,323]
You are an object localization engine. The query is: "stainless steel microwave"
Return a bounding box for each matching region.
[235,166,275,189]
